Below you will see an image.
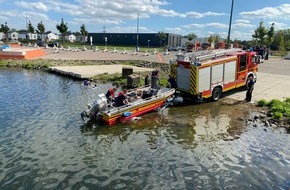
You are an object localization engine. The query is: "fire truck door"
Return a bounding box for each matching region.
[236,54,247,85]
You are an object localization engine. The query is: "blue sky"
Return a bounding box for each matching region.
[0,0,289,40]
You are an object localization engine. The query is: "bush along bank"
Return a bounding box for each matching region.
[255,98,290,133]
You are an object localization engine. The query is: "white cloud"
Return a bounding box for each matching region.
[15,1,50,12]
[240,4,290,19]
[22,11,50,22]
[164,27,183,34]
[183,23,228,29]
[186,11,226,18]
[233,19,254,28]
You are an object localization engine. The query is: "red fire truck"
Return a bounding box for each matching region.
[170,49,260,101]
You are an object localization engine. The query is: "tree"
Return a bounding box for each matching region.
[27,20,34,33]
[207,35,214,44]
[278,31,285,51]
[56,18,68,42]
[252,19,268,45]
[266,23,275,46]
[0,22,10,42]
[27,20,34,41]
[37,21,45,41]
[214,34,220,44]
[187,33,197,42]
[80,24,88,43]
[158,31,166,47]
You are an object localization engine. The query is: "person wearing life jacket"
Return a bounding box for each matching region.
[115,89,129,107]
[105,88,117,103]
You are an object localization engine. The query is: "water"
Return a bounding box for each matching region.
[0,69,289,190]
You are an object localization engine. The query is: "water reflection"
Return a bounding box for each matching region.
[0,69,289,189]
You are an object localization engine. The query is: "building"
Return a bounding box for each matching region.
[65,34,76,42]
[0,32,4,41]
[40,32,59,41]
[8,32,19,41]
[18,32,38,40]
[76,35,87,43]
[87,33,182,47]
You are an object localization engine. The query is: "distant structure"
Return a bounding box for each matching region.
[87,32,182,48]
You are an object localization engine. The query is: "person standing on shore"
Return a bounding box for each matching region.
[245,76,255,102]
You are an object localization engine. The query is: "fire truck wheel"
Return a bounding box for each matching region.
[212,87,222,101]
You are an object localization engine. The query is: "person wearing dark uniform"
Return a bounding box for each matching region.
[245,77,255,102]
[145,74,150,86]
[151,69,159,89]
[168,75,177,88]
[115,90,129,107]
[105,88,116,103]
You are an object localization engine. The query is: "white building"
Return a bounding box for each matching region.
[8,32,19,41]
[0,32,4,41]
[40,32,59,41]
[65,34,76,42]
[18,32,38,40]
[76,35,87,43]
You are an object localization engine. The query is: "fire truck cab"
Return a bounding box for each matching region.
[170,49,260,101]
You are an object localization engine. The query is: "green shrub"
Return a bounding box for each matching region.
[267,99,282,107]
[257,99,268,107]
[284,97,290,104]
[0,60,5,67]
[284,109,290,118]
[270,105,285,113]
[273,112,283,120]
[23,63,33,69]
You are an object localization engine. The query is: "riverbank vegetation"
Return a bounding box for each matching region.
[0,59,171,87]
[257,98,290,133]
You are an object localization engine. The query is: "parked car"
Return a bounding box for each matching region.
[36,41,46,47]
[48,41,59,47]
[174,46,186,51]
[167,46,175,51]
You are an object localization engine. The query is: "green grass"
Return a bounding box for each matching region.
[258,98,290,120]
[270,50,288,57]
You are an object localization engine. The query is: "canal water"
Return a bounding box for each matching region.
[0,69,289,190]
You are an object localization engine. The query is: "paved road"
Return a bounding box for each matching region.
[226,58,290,102]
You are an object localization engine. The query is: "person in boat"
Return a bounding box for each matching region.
[105,87,117,103]
[115,89,129,107]
[144,74,150,86]
[151,69,160,89]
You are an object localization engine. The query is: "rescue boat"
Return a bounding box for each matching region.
[80,81,175,125]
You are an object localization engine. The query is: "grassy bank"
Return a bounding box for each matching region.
[0,59,171,87]
[258,98,290,120]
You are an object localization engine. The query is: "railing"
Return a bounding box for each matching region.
[176,48,242,65]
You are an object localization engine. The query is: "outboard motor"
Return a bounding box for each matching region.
[81,94,107,121]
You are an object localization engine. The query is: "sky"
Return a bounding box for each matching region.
[0,0,290,40]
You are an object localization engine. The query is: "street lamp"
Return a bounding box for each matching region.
[148,40,150,48]
[136,13,139,52]
[227,0,234,49]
